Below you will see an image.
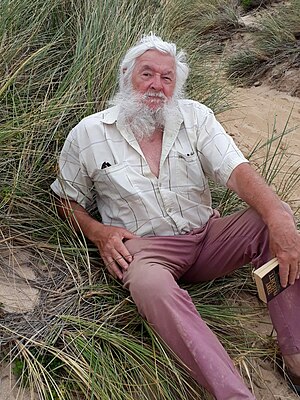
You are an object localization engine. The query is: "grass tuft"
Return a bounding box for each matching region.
[226,0,300,91]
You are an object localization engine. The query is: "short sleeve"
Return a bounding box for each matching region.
[196,108,248,186]
[51,127,94,209]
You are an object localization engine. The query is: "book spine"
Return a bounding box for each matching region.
[254,275,267,303]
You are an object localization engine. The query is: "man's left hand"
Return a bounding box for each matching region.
[268,217,300,287]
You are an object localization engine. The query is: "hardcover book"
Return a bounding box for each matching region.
[253,257,289,303]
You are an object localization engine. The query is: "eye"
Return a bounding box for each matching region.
[142,72,152,78]
[163,76,172,83]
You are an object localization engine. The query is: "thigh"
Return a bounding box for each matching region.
[123,235,201,281]
[122,237,195,317]
[181,207,270,283]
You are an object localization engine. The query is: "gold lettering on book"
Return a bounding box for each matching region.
[265,271,280,296]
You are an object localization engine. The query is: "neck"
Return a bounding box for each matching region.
[137,127,163,178]
[137,125,163,143]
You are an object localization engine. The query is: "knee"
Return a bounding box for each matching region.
[124,266,176,317]
[128,267,170,301]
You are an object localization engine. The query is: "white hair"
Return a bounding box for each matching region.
[119,33,189,97]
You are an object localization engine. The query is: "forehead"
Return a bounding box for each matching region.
[134,50,176,73]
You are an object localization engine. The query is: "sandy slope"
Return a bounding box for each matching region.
[220,85,300,212]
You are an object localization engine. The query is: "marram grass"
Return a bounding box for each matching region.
[225,0,300,87]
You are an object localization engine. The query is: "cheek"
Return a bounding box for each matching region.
[133,80,149,93]
[164,85,175,98]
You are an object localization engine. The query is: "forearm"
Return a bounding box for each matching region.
[55,197,103,244]
[227,163,293,227]
[227,163,300,285]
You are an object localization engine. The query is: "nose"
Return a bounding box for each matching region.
[150,73,163,91]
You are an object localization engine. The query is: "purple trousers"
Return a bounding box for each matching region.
[123,207,300,399]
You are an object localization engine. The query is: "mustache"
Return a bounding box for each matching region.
[142,91,167,101]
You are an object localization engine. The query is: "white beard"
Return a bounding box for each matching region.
[110,86,179,141]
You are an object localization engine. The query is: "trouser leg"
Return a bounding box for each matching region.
[265,203,300,356]
[181,207,270,283]
[267,275,300,355]
[123,236,255,399]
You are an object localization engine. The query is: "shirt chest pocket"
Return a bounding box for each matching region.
[90,161,155,203]
[173,151,207,194]
[91,162,140,201]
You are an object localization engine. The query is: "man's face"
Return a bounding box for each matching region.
[131,49,176,110]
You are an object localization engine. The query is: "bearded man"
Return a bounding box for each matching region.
[51,34,300,399]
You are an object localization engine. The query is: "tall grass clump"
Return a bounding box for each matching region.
[0,0,298,399]
[162,0,242,111]
[226,0,300,90]
[164,0,241,56]
[166,0,240,39]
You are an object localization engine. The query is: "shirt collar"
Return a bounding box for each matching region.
[101,105,120,125]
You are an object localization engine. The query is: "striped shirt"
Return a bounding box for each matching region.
[51,99,248,236]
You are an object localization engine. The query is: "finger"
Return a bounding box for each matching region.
[122,229,138,240]
[288,261,299,285]
[279,262,289,288]
[114,241,133,263]
[111,250,131,271]
[105,258,123,280]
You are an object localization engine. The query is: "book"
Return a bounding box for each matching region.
[253,257,289,303]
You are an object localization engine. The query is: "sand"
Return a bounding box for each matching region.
[220,85,300,212]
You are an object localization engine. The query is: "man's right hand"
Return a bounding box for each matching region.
[55,198,137,280]
[88,221,137,280]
